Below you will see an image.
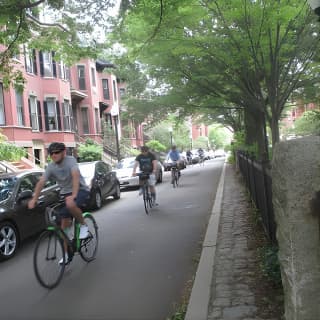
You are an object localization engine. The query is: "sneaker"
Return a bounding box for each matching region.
[138,188,143,196]
[79,224,89,239]
[59,253,69,265]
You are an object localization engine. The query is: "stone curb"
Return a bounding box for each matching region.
[185,163,226,320]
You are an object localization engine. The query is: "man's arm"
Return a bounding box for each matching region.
[28,176,46,209]
[132,160,139,176]
[70,168,80,199]
[152,159,157,174]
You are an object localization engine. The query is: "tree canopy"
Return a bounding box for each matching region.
[0,0,118,87]
[108,0,320,160]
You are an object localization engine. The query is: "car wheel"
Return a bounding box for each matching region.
[157,170,163,183]
[0,221,18,261]
[113,183,121,200]
[91,189,102,210]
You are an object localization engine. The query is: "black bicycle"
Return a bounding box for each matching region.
[171,162,180,188]
[33,201,98,289]
[138,172,155,214]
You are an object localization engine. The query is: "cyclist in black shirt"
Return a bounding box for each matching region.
[132,146,158,202]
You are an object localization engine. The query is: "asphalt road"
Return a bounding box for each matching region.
[0,158,225,320]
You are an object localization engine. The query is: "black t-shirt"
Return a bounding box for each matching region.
[135,152,156,173]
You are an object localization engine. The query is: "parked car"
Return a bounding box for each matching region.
[0,169,60,261]
[114,157,163,188]
[214,149,226,158]
[78,161,121,210]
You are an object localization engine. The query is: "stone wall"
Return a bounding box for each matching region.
[272,136,320,319]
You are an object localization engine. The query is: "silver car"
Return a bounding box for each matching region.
[114,157,163,188]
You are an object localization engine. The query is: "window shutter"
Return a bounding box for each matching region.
[37,101,42,131]
[33,49,37,75]
[28,98,32,127]
[43,101,49,130]
[39,51,44,77]
[56,101,61,130]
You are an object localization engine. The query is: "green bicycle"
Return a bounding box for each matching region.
[33,201,98,289]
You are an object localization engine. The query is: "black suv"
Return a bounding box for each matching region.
[0,170,60,261]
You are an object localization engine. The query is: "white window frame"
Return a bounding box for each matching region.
[15,89,24,126]
[0,84,5,125]
[91,67,96,87]
[29,96,39,130]
[46,97,58,130]
[63,100,72,131]
[94,108,100,133]
[43,52,53,77]
[25,46,34,74]
[102,79,110,99]
[81,107,89,134]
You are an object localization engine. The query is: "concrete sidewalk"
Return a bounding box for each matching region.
[185,163,269,320]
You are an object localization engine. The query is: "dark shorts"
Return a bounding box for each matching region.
[59,189,90,218]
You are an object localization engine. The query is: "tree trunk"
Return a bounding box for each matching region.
[270,115,280,148]
[244,108,269,161]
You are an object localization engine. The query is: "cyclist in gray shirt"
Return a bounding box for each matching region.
[28,142,90,241]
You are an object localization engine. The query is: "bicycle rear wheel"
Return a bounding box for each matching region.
[143,186,149,215]
[33,229,65,289]
[80,214,98,262]
[175,171,179,188]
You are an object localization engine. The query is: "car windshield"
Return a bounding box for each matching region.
[78,163,95,178]
[115,159,135,169]
[0,176,17,201]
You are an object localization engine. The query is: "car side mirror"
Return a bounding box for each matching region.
[17,190,33,202]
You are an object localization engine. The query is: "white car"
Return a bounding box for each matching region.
[114,157,163,188]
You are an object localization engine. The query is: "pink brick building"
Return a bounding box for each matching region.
[0,47,123,166]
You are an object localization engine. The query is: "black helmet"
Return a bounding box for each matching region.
[48,142,66,154]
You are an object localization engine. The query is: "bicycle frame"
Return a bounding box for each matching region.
[45,204,92,255]
[138,173,154,214]
[171,164,179,188]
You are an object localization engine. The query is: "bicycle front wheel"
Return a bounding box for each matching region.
[80,214,98,262]
[175,171,179,188]
[143,186,149,215]
[33,229,65,289]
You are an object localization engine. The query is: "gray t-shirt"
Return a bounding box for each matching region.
[44,156,89,194]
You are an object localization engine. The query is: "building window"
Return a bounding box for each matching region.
[15,90,24,126]
[0,84,5,125]
[113,80,117,101]
[95,108,100,134]
[24,46,37,74]
[91,67,96,87]
[102,79,110,100]
[59,61,69,80]
[46,98,58,130]
[63,100,72,131]
[81,108,89,134]
[43,52,53,77]
[29,96,39,130]
[119,88,125,97]
[78,65,86,90]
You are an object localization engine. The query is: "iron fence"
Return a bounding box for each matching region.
[236,151,277,243]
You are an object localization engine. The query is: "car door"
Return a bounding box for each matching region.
[13,173,59,239]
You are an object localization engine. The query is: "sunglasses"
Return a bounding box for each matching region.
[50,150,62,155]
